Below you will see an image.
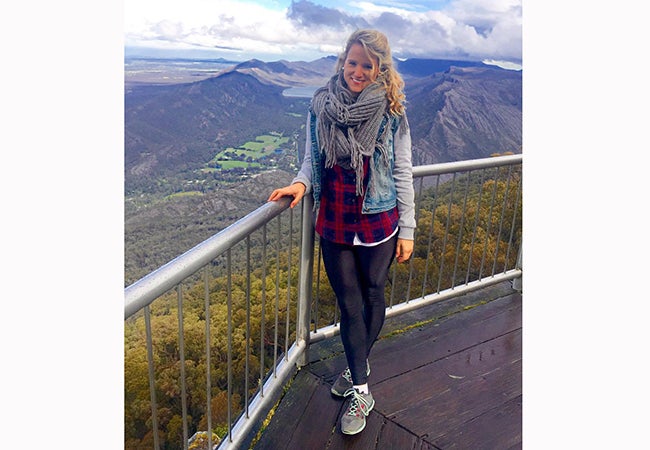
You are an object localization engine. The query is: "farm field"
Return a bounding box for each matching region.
[205,133,290,171]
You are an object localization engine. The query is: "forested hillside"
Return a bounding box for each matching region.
[125,169,294,284]
[125,166,522,449]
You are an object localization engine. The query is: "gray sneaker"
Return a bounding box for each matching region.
[340,388,375,435]
[331,360,371,397]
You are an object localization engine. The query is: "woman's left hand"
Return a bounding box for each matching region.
[395,238,414,263]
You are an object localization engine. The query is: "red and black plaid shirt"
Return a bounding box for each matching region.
[315,157,399,245]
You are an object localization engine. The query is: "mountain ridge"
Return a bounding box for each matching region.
[407,66,522,164]
[124,56,522,282]
[125,57,521,188]
[125,70,308,191]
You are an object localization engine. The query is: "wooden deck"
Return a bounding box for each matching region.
[252,281,522,450]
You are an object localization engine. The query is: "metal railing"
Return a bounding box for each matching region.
[124,154,522,450]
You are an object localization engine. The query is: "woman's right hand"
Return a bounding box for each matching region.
[267,182,306,209]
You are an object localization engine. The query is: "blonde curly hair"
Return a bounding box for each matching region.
[335,29,406,116]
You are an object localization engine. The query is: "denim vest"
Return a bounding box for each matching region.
[309,110,400,215]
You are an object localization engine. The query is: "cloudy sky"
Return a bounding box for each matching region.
[124,0,522,68]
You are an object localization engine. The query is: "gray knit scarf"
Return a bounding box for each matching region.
[311,72,390,195]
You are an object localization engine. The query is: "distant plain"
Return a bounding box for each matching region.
[124,58,236,87]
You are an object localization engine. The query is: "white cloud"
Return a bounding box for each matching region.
[482,59,522,70]
[124,0,521,64]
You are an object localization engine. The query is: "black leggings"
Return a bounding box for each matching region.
[320,234,397,385]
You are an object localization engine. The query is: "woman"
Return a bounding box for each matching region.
[268,29,415,435]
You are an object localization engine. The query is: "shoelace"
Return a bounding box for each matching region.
[344,388,371,417]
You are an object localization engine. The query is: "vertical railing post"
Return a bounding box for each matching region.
[512,244,523,292]
[296,195,314,367]
[144,306,160,450]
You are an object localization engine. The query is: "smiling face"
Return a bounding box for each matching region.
[342,43,379,94]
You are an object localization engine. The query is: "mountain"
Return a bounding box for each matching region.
[226,56,337,87]
[125,57,520,185]
[124,57,521,282]
[396,58,488,78]
[406,66,522,164]
[125,70,310,192]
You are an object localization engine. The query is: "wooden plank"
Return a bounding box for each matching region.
[285,381,343,449]
[252,370,321,449]
[416,440,438,450]
[307,284,519,379]
[375,329,521,437]
[309,292,521,389]
[376,329,520,412]
[376,419,420,450]
[326,408,384,450]
[309,353,349,385]
[253,285,522,450]
[370,295,521,385]
[379,281,517,337]
[431,395,522,449]
[386,348,521,438]
[307,328,346,365]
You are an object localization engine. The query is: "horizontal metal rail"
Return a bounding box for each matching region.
[411,154,521,177]
[124,197,291,319]
[309,271,520,344]
[124,155,521,319]
[124,154,523,450]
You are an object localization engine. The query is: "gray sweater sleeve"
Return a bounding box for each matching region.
[291,113,313,193]
[393,114,416,241]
